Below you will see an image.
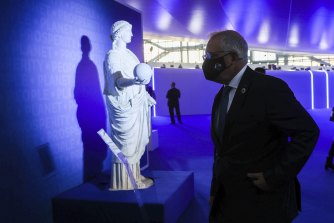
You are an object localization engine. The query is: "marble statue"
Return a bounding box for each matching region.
[103,20,155,190]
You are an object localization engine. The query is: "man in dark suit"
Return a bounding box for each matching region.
[166,82,182,124]
[202,30,320,223]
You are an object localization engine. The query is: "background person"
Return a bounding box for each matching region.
[166,82,182,124]
[255,67,266,74]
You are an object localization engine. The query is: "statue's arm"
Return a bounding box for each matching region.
[115,72,144,89]
[146,91,156,106]
[114,71,135,88]
[106,52,144,89]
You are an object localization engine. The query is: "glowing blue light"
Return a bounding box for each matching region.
[257,20,270,44]
[159,0,179,9]
[243,0,262,36]
[152,68,156,117]
[321,70,330,108]
[225,23,235,30]
[289,24,299,47]
[308,70,314,109]
[188,9,203,34]
[319,33,329,50]
[327,13,334,47]
[126,0,141,9]
[222,0,239,27]
[311,7,326,45]
[156,9,172,31]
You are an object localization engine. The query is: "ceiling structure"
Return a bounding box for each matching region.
[116,0,334,54]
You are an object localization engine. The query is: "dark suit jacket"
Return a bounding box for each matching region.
[209,66,319,223]
[166,88,181,107]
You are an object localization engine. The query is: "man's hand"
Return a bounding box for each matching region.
[247,172,272,191]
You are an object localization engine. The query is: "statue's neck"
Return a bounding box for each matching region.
[113,40,126,50]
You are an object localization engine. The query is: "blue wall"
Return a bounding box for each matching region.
[153,68,221,116]
[268,70,313,109]
[153,68,332,116]
[268,70,334,109]
[0,0,142,222]
[329,72,334,108]
[312,71,328,109]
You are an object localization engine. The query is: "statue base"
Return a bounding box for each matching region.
[53,170,194,223]
[110,162,154,190]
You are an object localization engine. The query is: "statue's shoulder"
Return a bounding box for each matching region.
[105,49,123,64]
[105,48,138,65]
[106,49,121,57]
[126,49,138,58]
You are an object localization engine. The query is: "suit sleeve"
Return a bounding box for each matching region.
[210,149,217,196]
[263,79,320,188]
[210,94,220,196]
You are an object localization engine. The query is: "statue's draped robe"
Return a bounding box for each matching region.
[103,48,153,189]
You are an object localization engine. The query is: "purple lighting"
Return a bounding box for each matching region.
[119,0,334,53]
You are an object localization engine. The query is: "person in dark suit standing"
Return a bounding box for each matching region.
[202,30,320,223]
[255,67,266,74]
[166,82,182,124]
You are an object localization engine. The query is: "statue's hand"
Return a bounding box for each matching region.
[147,94,156,106]
[116,77,140,88]
[133,76,143,85]
[134,76,149,85]
[142,78,150,85]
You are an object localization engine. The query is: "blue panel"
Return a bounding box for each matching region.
[154,69,322,115]
[329,72,334,108]
[153,68,221,116]
[267,71,312,109]
[312,71,327,109]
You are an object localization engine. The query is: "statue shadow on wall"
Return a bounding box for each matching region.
[74,35,107,182]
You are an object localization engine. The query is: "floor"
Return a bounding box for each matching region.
[147,108,334,223]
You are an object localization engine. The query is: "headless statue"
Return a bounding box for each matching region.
[103,20,155,190]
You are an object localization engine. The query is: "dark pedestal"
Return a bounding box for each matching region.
[53,170,194,223]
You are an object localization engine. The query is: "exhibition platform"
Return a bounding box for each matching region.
[53,170,194,223]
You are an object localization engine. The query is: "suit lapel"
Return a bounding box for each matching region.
[211,86,224,146]
[211,67,255,146]
[226,67,254,125]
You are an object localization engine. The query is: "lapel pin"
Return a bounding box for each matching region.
[241,88,247,94]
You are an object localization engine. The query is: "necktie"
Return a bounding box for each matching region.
[216,86,232,142]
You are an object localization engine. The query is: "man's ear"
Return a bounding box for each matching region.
[230,52,239,60]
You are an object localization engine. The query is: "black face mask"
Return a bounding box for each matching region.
[202,54,230,81]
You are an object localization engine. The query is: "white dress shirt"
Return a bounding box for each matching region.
[225,65,247,111]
